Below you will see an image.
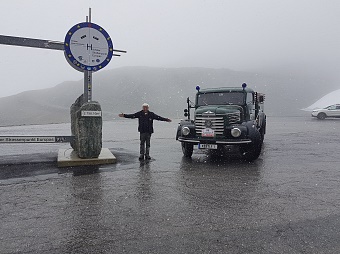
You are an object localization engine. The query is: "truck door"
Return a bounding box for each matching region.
[248,93,255,120]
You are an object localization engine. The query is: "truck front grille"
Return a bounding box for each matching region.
[227,111,241,124]
[195,115,224,136]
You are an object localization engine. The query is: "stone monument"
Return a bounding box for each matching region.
[70,95,102,159]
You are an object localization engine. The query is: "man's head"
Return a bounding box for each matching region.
[142,103,149,112]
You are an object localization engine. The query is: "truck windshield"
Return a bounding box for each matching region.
[197,92,245,106]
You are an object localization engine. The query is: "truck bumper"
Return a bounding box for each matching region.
[178,137,252,145]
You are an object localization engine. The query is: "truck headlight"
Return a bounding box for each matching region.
[182,127,190,136]
[231,128,241,138]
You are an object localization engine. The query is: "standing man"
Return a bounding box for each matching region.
[119,103,172,160]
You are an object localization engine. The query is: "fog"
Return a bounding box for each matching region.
[0,0,340,97]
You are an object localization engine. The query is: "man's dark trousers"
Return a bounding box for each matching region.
[140,133,151,156]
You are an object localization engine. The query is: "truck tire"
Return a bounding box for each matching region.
[240,127,262,161]
[240,140,262,161]
[259,119,266,143]
[317,113,326,120]
[182,142,193,158]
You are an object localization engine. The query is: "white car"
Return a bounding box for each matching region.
[311,104,340,120]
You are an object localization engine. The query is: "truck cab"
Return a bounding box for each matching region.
[176,83,266,161]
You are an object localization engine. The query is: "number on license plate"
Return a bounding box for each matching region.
[199,144,218,149]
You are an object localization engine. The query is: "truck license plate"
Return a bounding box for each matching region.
[199,144,218,149]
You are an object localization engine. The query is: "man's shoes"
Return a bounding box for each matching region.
[139,155,144,160]
[145,155,151,160]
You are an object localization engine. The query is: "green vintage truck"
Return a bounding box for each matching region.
[176,83,266,161]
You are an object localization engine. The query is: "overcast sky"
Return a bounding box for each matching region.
[0,0,339,97]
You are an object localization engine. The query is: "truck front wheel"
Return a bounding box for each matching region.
[240,140,262,162]
[182,142,194,158]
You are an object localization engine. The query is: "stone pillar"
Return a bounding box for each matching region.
[70,95,102,159]
[70,94,84,151]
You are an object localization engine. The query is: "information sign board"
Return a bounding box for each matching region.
[64,22,113,72]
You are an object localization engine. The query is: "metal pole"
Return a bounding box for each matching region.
[87,71,92,102]
[88,7,93,101]
[83,71,89,103]
[83,14,89,103]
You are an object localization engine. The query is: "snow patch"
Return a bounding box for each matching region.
[303,89,340,111]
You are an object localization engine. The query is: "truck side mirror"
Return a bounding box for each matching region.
[184,113,188,117]
[258,94,265,103]
[184,109,188,113]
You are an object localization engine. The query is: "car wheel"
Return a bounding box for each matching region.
[317,112,326,120]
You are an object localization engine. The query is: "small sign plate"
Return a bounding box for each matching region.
[81,111,102,117]
[0,136,73,143]
[199,144,218,149]
[202,128,215,137]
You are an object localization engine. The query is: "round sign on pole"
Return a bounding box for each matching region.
[64,22,113,72]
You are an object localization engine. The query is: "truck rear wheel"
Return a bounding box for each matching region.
[260,121,267,143]
[182,142,193,158]
[260,127,265,143]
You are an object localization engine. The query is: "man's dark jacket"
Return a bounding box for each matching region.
[124,111,168,133]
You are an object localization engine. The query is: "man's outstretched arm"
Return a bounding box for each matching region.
[118,112,140,119]
[152,112,172,122]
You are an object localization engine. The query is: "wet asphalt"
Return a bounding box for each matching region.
[0,117,340,253]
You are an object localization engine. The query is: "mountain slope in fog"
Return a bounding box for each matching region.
[0,66,336,126]
[304,89,340,111]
